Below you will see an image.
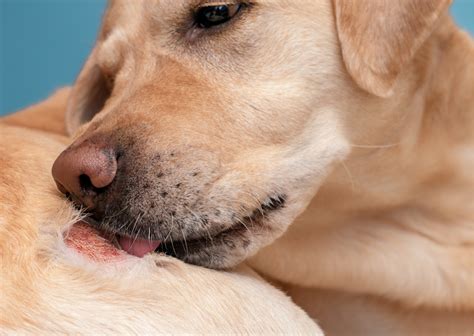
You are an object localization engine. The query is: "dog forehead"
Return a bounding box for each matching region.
[98,2,147,34]
[105,0,196,24]
[97,0,189,55]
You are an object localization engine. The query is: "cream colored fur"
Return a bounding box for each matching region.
[249,7,474,336]
[3,0,474,334]
[0,120,319,334]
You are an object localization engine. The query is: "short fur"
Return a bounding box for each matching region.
[7,0,474,334]
[0,105,319,334]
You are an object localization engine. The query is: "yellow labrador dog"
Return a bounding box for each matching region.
[0,97,320,334]
[25,0,474,334]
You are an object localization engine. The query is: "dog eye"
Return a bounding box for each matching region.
[195,4,243,28]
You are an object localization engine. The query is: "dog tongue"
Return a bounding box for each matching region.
[118,236,161,257]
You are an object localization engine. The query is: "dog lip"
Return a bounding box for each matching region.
[81,193,287,261]
[156,195,285,260]
[155,215,251,263]
[157,194,287,261]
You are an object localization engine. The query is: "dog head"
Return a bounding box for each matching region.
[53,0,451,268]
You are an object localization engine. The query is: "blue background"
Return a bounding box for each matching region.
[1,0,473,115]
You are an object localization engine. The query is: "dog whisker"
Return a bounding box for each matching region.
[180,228,189,258]
[184,205,215,246]
[115,218,130,234]
[164,226,173,242]
[169,214,178,257]
[240,191,266,218]
[340,160,356,192]
[234,217,252,236]
[105,203,131,220]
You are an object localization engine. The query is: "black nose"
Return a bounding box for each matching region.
[52,140,117,210]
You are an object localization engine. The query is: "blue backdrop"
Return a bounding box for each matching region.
[1,0,473,115]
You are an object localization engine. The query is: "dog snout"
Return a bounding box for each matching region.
[52,140,117,209]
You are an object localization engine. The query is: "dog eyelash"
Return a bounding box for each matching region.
[191,1,251,31]
[197,0,246,9]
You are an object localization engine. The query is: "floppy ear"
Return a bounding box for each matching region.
[66,52,112,135]
[332,0,452,97]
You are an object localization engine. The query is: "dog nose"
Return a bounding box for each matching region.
[52,141,117,209]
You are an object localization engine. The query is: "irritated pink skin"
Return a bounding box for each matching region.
[65,221,126,262]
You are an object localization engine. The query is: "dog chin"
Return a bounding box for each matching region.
[156,225,249,268]
[82,193,288,268]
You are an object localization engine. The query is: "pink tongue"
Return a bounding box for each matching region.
[118,236,161,258]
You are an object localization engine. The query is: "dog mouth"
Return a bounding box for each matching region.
[72,194,287,264]
[78,216,162,258]
[66,219,162,260]
[154,194,287,262]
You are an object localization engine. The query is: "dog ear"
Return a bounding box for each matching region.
[332,0,452,97]
[66,52,111,135]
